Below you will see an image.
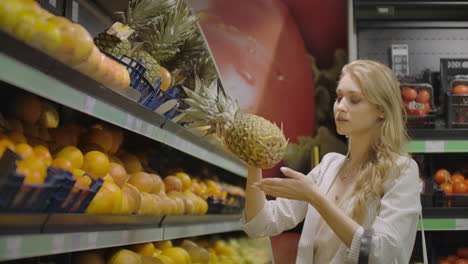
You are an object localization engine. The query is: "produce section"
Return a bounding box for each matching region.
[0,0,268,263]
[1,0,467,262]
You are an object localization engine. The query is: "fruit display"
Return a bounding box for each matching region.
[436,246,468,264]
[181,77,288,169]
[401,83,434,117]
[434,168,468,195]
[76,235,271,264]
[0,0,131,93]
[0,85,245,215]
[93,0,208,93]
[449,79,468,126]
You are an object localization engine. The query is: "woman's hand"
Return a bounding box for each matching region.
[253,167,323,206]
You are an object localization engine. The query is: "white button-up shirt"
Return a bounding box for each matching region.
[242,152,421,264]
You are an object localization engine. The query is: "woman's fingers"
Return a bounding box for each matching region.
[280,167,304,179]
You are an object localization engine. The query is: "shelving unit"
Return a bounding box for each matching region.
[0,32,247,178]
[0,214,242,261]
[0,7,248,263]
[407,140,468,153]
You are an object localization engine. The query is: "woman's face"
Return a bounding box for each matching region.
[333,73,382,137]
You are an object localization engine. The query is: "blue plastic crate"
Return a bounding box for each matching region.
[101,51,186,121]
[0,149,60,213]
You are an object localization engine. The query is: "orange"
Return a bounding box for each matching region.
[23,170,45,184]
[73,174,92,191]
[154,255,175,264]
[108,162,128,187]
[81,126,114,153]
[11,93,42,124]
[16,164,45,184]
[85,180,122,214]
[33,145,52,165]
[73,169,86,178]
[16,157,47,181]
[131,242,156,257]
[55,146,84,169]
[0,138,16,157]
[119,153,143,174]
[15,143,33,158]
[175,172,192,191]
[7,131,27,144]
[52,157,73,171]
[82,151,109,178]
[158,66,172,92]
[161,248,190,264]
[154,241,173,250]
[128,172,154,193]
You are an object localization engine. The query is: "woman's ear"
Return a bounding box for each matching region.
[377,107,385,120]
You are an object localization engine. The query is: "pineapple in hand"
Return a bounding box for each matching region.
[182,77,288,169]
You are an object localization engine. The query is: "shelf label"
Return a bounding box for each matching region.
[134,119,143,133]
[120,230,129,243]
[72,0,79,22]
[6,236,22,259]
[83,96,97,114]
[71,233,81,250]
[125,114,135,130]
[425,141,444,153]
[456,219,468,230]
[52,234,65,253]
[144,123,154,137]
[87,232,98,249]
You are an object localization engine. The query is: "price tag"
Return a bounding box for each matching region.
[87,232,98,249]
[144,123,154,137]
[52,234,65,253]
[6,236,22,259]
[125,114,135,130]
[71,233,81,250]
[425,141,444,153]
[49,0,57,7]
[106,22,135,41]
[83,96,97,114]
[456,219,468,230]
[120,230,129,243]
[72,0,79,22]
[134,119,143,132]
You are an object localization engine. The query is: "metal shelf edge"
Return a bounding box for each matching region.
[0,39,247,177]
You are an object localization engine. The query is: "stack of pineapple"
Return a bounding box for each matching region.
[94,0,215,88]
[95,0,287,168]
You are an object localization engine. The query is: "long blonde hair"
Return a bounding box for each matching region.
[341,60,410,224]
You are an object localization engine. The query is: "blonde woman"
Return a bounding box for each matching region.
[243,60,421,264]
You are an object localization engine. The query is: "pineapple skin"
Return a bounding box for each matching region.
[94,33,131,58]
[224,114,287,169]
[133,50,161,85]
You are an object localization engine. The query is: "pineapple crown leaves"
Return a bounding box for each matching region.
[142,0,199,62]
[115,0,177,31]
[181,76,240,137]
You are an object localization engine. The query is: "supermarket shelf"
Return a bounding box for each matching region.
[0,227,164,261]
[406,140,468,153]
[0,214,242,261]
[163,215,242,240]
[418,219,468,231]
[409,128,468,141]
[0,32,247,178]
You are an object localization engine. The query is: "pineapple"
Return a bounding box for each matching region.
[142,0,198,63]
[94,0,176,58]
[166,31,218,88]
[133,50,160,85]
[94,33,131,58]
[182,77,287,169]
